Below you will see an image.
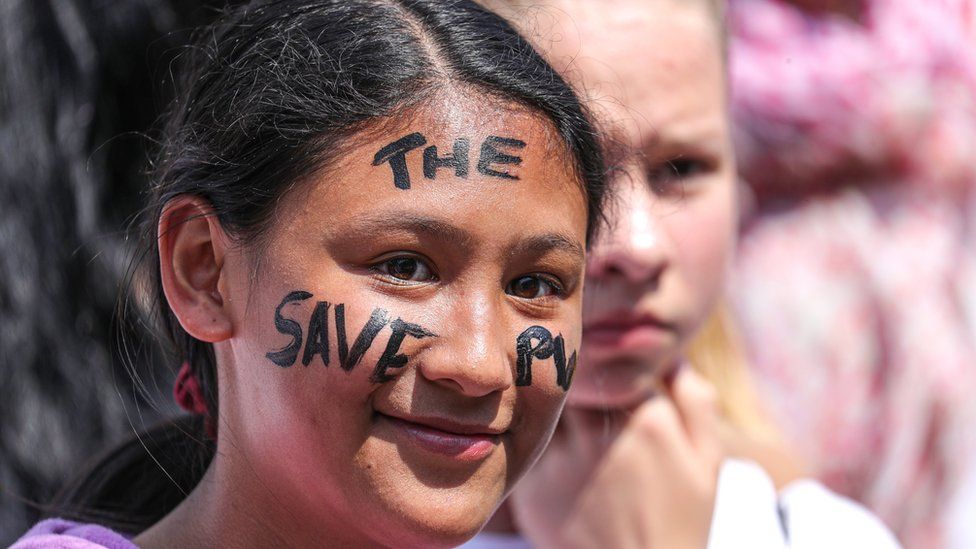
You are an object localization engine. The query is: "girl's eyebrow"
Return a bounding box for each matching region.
[338,212,476,247]
[508,233,584,262]
[604,121,726,163]
[336,211,583,260]
[642,135,725,158]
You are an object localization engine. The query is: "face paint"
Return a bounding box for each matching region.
[266,290,313,367]
[372,318,437,383]
[340,307,390,372]
[423,138,470,180]
[476,136,526,180]
[266,291,436,383]
[550,333,578,391]
[301,301,331,366]
[515,325,578,391]
[372,132,427,190]
[267,293,578,390]
[373,133,526,189]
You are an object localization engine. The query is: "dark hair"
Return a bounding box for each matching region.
[0,0,234,543]
[55,0,607,533]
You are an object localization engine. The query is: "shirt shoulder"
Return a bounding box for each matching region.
[709,459,902,549]
[10,518,138,549]
[458,531,532,549]
[778,478,902,549]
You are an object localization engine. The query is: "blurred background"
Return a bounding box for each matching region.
[728,1,976,546]
[0,0,974,547]
[0,0,233,542]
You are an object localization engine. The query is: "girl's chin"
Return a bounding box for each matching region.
[567,382,656,411]
[567,356,681,411]
[365,492,495,549]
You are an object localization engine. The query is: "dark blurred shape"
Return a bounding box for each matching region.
[0,0,228,543]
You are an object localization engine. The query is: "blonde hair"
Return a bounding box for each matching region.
[687,302,781,443]
[688,303,805,485]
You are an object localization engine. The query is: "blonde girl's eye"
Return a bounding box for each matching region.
[664,158,710,179]
[506,275,564,299]
[649,157,711,185]
[373,256,437,283]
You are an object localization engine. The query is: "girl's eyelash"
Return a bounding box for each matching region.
[368,256,568,300]
[540,275,566,296]
[369,254,438,283]
[507,273,567,300]
[649,157,712,181]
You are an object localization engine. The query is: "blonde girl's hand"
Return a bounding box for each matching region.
[509,366,726,549]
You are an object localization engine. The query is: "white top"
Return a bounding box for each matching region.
[462,459,901,549]
[947,460,976,549]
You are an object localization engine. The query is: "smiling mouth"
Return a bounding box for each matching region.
[376,413,502,462]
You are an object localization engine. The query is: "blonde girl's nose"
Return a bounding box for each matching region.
[588,188,670,286]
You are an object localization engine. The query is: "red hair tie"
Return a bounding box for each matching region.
[174,361,216,439]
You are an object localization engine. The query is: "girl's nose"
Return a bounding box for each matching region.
[417,295,513,397]
[588,183,670,286]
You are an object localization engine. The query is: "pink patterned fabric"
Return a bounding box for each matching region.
[728,1,976,547]
[731,0,976,198]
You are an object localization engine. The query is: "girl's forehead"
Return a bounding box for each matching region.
[384,90,569,159]
[547,3,726,152]
[272,98,587,249]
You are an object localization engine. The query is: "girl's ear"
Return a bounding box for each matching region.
[158,195,234,343]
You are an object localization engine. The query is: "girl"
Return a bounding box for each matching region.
[472,0,901,546]
[13,0,607,547]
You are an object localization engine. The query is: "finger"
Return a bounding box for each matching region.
[627,395,692,457]
[619,397,710,501]
[668,365,723,459]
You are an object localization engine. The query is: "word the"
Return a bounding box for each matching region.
[373,132,526,189]
[515,326,577,391]
[266,291,435,383]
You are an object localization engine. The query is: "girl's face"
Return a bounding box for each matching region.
[213,94,587,546]
[545,0,737,409]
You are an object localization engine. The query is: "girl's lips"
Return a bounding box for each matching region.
[583,314,676,350]
[377,413,501,462]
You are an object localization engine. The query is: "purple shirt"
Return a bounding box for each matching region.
[11,519,137,549]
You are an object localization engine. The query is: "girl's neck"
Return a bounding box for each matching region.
[482,501,520,534]
[480,406,630,537]
[132,448,375,548]
[133,465,221,548]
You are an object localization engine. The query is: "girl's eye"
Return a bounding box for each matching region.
[648,157,711,184]
[374,256,436,283]
[667,158,709,178]
[507,275,563,299]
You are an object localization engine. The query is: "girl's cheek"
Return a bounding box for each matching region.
[248,289,436,376]
[512,320,583,396]
[671,185,736,303]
